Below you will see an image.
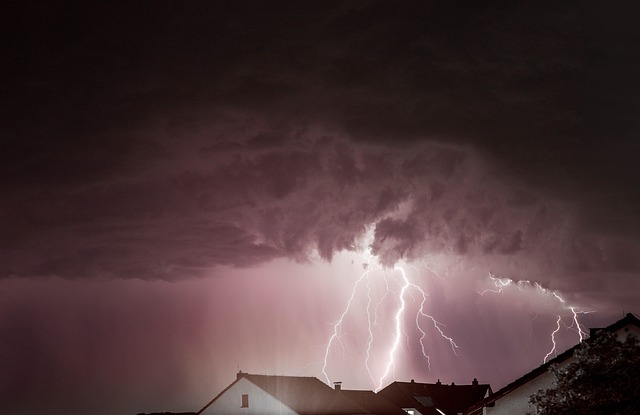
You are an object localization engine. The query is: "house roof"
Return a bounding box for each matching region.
[339,390,407,415]
[198,372,369,415]
[463,312,640,415]
[378,379,491,415]
[137,413,197,415]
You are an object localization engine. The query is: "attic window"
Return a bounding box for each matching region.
[241,394,249,408]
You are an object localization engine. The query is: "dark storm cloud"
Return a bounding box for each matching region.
[2,3,640,415]
[3,1,582,167]
[3,125,613,302]
[2,1,638,291]
[1,129,544,278]
[371,217,423,267]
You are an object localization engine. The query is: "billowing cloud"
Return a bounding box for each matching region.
[3,118,637,309]
[2,2,639,414]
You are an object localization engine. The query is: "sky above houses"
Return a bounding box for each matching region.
[1,2,639,414]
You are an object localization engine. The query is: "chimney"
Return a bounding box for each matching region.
[237,370,244,380]
[334,381,342,391]
[436,379,441,385]
[472,378,479,386]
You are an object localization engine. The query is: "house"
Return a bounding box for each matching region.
[147,314,639,415]
[463,313,640,415]
[197,372,375,414]
[377,378,492,415]
[196,372,489,415]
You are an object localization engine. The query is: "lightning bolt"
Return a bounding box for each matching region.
[321,268,371,384]
[570,306,590,342]
[322,235,594,389]
[322,255,459,391]
[476,272,512,295]
[543,315,562,363]
[376,266,410,390]
[541,292,592,362]
[377,265,459,390]
[364,273,376,386]
[477,273,594,364]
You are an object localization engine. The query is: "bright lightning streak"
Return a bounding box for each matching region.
[415,294,430,370]
[322,256,460,392]
[321,268,371,384]
[376,266,409,390]
[541,306,592,363]
[477,273,594,364]
[374,265,459,390]
[364,274,376,386]
[548,291,592,343]
[476,272,512,295]
[543,315,562,363]
[569,306,593,342]
[422,314,459,355]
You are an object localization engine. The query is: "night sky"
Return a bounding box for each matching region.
[2,2,639,414]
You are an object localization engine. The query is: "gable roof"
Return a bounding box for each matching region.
[198,372,369,415]
[378,380,491,415]
[339,390,407,415]
[244,373,370,414]
[138,413,197,415]
[464,313,640,415]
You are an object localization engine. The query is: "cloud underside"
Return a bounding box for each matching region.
[3,124,639,308]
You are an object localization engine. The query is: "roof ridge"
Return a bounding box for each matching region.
[240,372,324,379]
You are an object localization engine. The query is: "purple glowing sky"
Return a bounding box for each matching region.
[2,2,639,414]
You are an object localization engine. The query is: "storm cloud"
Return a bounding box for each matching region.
[2,0,638,308]
[1,2,639,414]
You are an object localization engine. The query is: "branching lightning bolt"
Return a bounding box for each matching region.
[541,292,593,362]
[376,266,409,390]
[543,315,562,363]
[322,233,595,389]
[322,255,459,391]
[570,306,590,342]
[477,272,594,364]
[375,265,460,390]
[322,268,371,384]
[476,272,512,295]
[364,274,376,386]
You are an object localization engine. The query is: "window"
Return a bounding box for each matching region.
[241,394,249,408]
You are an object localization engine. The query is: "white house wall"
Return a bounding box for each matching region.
[200,377,298,415]
[485,322,639,415]
[484,370,556,415]
[616,325,640,340]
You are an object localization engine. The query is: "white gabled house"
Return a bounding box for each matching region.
[463,313,640,415]
[197,372,298,415]
[196,372,372,415]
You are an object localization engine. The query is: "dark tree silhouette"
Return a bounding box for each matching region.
[528,330,640,415]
